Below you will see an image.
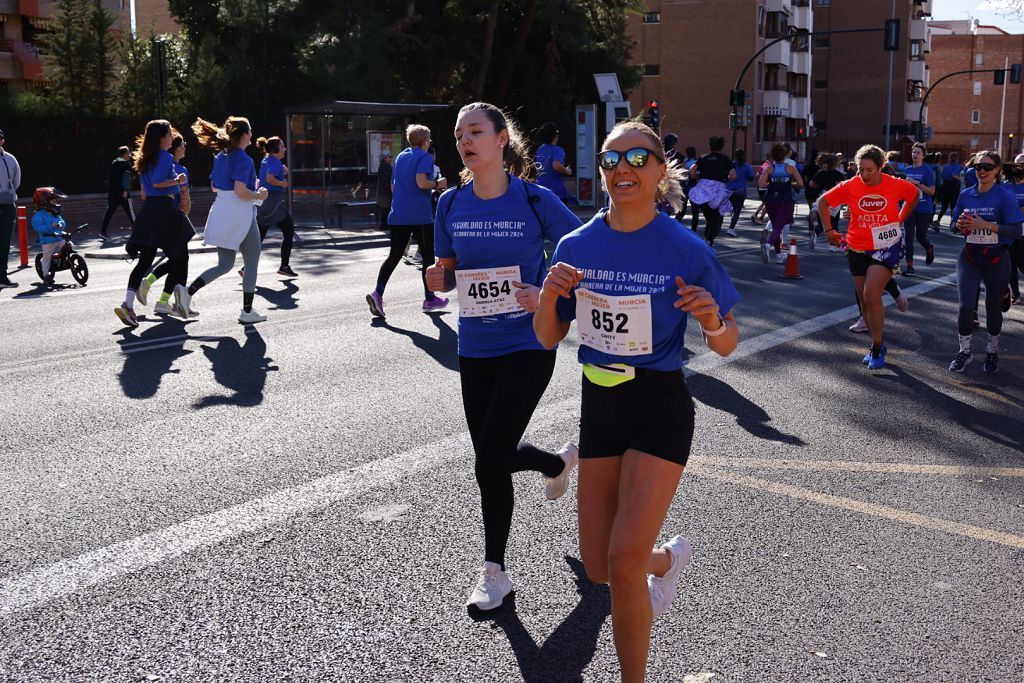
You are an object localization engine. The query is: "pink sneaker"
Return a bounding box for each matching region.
[366,291,385,319]
[422,296,449,312]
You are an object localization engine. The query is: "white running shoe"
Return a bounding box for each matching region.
[775,251,787,264]
[466,561,513,611]
[726,228,738,237]
[896,293,909,313]
[809,232,817,250]
[848,317,869,333]
[238,309,268,324]
[137,279,151,307]
[173,285,192,315]
[153,301,173,314]
[545,442,579,500]
[648,535,693,619]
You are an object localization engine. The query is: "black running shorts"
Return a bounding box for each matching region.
[579,369,696,466]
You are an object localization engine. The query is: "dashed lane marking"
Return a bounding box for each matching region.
[697,456,1024,478]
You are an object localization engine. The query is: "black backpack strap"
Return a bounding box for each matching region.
[516,174,545,234]
[438,182,464,233]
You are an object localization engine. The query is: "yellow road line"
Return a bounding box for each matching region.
[693,468,1024,550]
[694,456,1024,478]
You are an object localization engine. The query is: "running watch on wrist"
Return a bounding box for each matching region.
[701,314,727,337]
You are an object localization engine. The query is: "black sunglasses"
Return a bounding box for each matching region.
[975,162,999,172]
[598,147,664,170]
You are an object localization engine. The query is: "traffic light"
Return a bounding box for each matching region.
[884,18,901,52]
[1012,63,1022,84]
[648,98,660,128]
[995,69,1005,86]
[729,89,746,107]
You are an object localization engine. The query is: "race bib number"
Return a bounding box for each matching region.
[871,223,902,250]
[966,228,999,245]
[575,288,653,357]
[456,266,521,317]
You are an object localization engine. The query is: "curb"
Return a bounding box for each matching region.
[82,230,389,260]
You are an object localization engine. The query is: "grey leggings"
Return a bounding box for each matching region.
[197,218,261,293]
[956,247,1011,336]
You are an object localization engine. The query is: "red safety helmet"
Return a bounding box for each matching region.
[32,187,67,213]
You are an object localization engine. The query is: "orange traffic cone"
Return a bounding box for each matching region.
[779,238,803,280]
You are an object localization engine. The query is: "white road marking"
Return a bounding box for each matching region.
[0,270,967,615]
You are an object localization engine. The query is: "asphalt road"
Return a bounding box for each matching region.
[1,204,1022,683]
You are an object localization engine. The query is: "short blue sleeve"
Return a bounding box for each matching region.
[230,151,256,188]
[415,151,434,178]
[1001,186,1024,224]
[951,189,968,227]
[534,184,582,243]
[693,244,741,317]
[550,237,578,323]
[433,188,457,259]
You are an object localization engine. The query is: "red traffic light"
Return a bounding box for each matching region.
[648,99,659,109]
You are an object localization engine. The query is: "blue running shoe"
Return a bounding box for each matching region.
[866,343,887,370]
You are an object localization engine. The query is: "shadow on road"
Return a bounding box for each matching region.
[117,317,195,399]
[687,371,807,446]
[256,278,299,311]
[193,327,278,409]
[371,312,459,371]
[469,556,609,683]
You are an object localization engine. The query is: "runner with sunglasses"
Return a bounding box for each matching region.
[818,144,918,370]
[947,151,1023,374]
[535,120,740,683]
[424,102,582,612]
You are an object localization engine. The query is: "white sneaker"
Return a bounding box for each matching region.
[775,251,787,264]
[153,301,173,314]
[896,293,909,313]
[545,442,579,500]
[173,285,192,315]
[648,535,693,619]
[466,561,513,611]
[809,232,817,250]
[829,245,843,253]
[238,308,268,324]
[848,317,869,333]
[726,228,738,237]
[137,278,151,307]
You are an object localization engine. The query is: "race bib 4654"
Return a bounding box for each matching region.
[456,266,522,317]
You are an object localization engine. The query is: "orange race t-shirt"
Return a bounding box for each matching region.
[822,174,919,251]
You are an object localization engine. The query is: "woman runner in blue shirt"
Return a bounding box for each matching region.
[256,136,297,277]
[424,102,583,612]
[534,120,740,682]
[534,121,573,203]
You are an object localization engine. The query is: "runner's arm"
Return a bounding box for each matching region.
[534,262,581,349]
[266,172,288,188]
[425,257,457,293]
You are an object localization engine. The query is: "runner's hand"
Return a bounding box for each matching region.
[436,177,448,191]
[540,262,584,301]
[956,212,984,234]
[673,276,720,327]
[826,230,843,247]
[257,187,269,201]
[512,281,540,312]
[425,264,447,292]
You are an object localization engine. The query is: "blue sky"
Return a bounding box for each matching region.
[933,0,1024,33]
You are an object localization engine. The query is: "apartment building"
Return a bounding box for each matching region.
[926,20,1024,158]
[810,0,932,157]
[626,0,814,162]
[0,0,177,92]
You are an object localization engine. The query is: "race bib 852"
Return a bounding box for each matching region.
[575,288,653,357]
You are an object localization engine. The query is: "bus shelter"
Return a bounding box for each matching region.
[283,101,450,228]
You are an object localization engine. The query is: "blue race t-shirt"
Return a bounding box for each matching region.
[389,147,435,225]
[1004,181,1024,207]
[173,163,189,210]
[259,155,287,194]
[964,167,978,189]
[904,164,935,214]
[535,143,568,199]
[435,177,583,358]
[211,149,257,192]
[941,164,962,183]
[552,211,740,372]
[952,184,1024,247]
[140,150,179,197]
[727,162,754,192]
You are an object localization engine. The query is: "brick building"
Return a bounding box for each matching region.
[626,0,814,162]
[926,20,1024,160]
[0,0,178,92]
[810,0,932,159]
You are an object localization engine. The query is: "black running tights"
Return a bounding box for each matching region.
[375,224,434,297]
[459,350,565,569]
[258,212,295,267]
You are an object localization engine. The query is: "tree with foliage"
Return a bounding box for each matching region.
[45,0,117,114]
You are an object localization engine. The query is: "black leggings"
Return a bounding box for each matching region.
[728,191,746,230]
[258,212,295,267]
[698,203,724,245]
[128,247,158,292]
[149,252,190,295]
[459,350,564,569]
[934,183,959,224]
[101,194,135,233]
[375,224,434,297]
[904,213,933,264]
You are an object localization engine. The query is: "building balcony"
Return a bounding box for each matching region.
[764,0,790,12]
[0,53,20,81]
[789,50,811,75]
[906,101,925,123]
[764,39,791,66]
[914,0,932,18]
[790,96,810,120]
[791,4,812,30]
[908,59,926,83]
[909,18,927,42]
[12,40,42,79]
[762,89,791,116]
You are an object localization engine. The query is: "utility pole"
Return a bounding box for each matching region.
[885,0,896,150]
[999,56,1009,156]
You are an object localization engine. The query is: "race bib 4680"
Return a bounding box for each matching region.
[871,223,903,250]
[575,288,653,357]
